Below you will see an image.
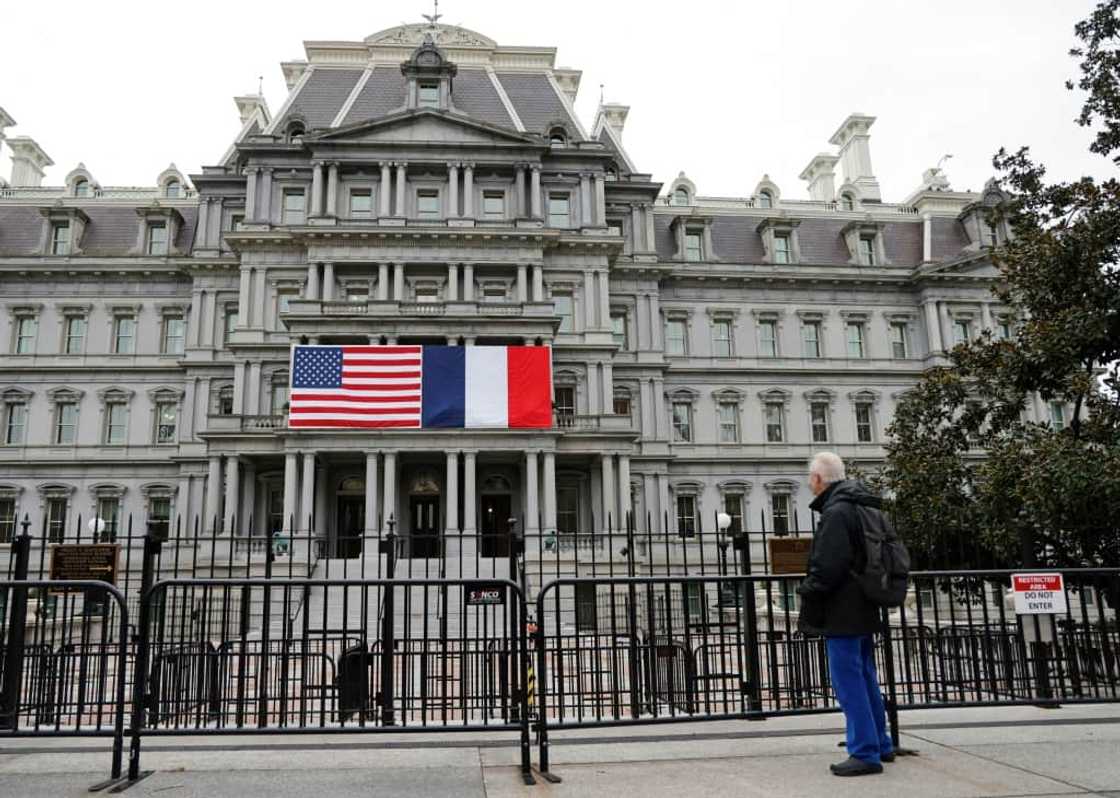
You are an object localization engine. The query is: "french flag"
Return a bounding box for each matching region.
[421,345,552,429]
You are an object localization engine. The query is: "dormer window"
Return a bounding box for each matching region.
[757,190,773,209]
[285,121,306,143]
[842,220,887,267]
[165,180,181,199]
[74,179,91,198]
[51,221,71,255]
[840,193,855,211]
[986,222,999,248]
[773,233,791,264]
[671,188,689,206]
[548,127,567,147]
[859,235,876,265]
[684,229,703,262]
[756,217,801,266]
[147,222,168,256]
[418,82,440,108]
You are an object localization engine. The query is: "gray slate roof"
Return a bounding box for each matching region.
[930,217,970,260]
[452,70,513,129]
[493,73,579,137]
[0,205,198,257]
[342,67,405,127]
[277,68,365,132]
[0,206,43,255]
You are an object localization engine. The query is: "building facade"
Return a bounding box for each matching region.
[0,22,1044,563]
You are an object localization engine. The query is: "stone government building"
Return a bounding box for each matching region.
[0,21,1042,559]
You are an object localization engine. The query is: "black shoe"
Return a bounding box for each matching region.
[830,757,884,776]
[881,751,896,763]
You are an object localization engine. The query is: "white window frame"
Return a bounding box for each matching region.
[547,192,571,228]
[758,319,778,357]
[13,314,38,354]
[63,314,87,354]
[113,314,137,354]
[711,317,733,358]
[665,316,689,356]
[846,321,866,359]
[146,221,169,256]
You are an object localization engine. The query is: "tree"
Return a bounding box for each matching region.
[880,0,1120,571]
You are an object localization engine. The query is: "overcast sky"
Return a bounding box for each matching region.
[1,0,1112,200]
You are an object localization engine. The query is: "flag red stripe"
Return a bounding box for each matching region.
[290,405,419,415]
[341,345,421,354]
[341,370,423,379]
[288,418,420,428]
[290,393,420,403]
[341,358,422,367]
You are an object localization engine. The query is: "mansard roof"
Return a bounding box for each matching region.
[0,204,197,257]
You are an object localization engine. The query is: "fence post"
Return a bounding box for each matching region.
[126,525,162,783]
[879,607,902,749]
[378,516,397,726]
[626,513,640,718]
[0,516,32,730]
[732,530,764,714]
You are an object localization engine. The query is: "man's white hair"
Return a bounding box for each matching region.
[810,451,846,484]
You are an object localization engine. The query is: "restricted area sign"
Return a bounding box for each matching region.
[1011,572,1067,615]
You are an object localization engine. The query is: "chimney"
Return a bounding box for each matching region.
[829,113,881,201]
[234,95,270,127]
[553,68,582,105]
[596,103,630,139]
[799,153,840,202]
[7,136,53,187]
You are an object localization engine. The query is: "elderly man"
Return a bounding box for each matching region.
[798,451,894,776]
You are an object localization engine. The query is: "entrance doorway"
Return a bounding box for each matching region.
[336,496,364,558]
[410,496,441,558]
[480,494,512,557]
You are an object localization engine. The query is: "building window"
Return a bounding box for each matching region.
[607,221,623,237]
[770,493,791,534]
[1050,402,1066,432]
[4,401,27,445]
[859,236,876,265]
[481,285,506,302]
[552,292,573,332]
[801,321,821,358]
[575,582,597,631]
[684,582,704,622]
[230,214,244,232]
[0,498,15,543]
[113,314,136,354]
[773,233,791,264]
[146,222,168,256]
[676,494,697,537]
[554,386,575,425]
[270,376,289,416]
[346,286,369,303]
[986,223,999,248]
[277,290,298,326]
[418,82,439,108]
[149,497,171,540]
[758,320,778,357]
[51,222,71,255]
[840,193,855,211]
[846,321,866,358]
[415,285,440,303]
[890,322,909,358]
[217,385,234,416]
[14,315,38,354]
[46,497,68,543]
[811,401,830,443]
[63,315,86,354]
[711,318,733,357]
[548,193,570,227]
[165,180,182,198]
[855,402,874,442]
[155,401,177,443]
[223,305,239,343]
[483,191,505,219]
[162,314,185,355]
[722,494,743,534]
[557,485,579,534]
[95,498,120,542]
[672,402,693,442]
[998,319,1013,340]
[104,401,128,445]
[282,189,306,224]
[670,188,689,206]
[607,312,628,349]
[718,401,739,443]
[55,402,78,444]
[684,230,703,262]
[417,189,440,220]
[665,318,688,356]
[757,190,773,209]
[613,388,632,418]
[349,189,372,216]
[74,179,91,198]
[953,319,971,345]
[765,402,784,443]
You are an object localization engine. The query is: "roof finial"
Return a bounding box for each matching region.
[257,75,264,96]
[422,0,442,27]
[599,83,604,104]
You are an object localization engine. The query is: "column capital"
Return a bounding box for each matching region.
[379,160,391,168]
[447,161,461,169]
[259,166,273,174]
[310,159,325,168]
[244,166,259,175]
[530,164,542,173]
[395,160,408,169]
[463,162,475,170]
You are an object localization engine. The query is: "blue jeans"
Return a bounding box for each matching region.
[826,635,893,765]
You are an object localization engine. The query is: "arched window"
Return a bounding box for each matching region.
[671,188,689,206]
[548,127,567,147]
[165,180,181,198]
[840,193,855,211]
[757,190,773,209]
[74,179,91,198]
[285,121,305,143]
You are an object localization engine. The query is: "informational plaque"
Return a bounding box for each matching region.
[769,537,812,575]
[464,581,506,607]
[48,544,120,592]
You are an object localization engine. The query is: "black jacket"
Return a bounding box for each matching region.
[797,480,883,637]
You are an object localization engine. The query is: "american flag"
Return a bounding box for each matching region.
[288,345,422,428]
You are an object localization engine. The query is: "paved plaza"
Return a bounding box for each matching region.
[1,704,1118,797]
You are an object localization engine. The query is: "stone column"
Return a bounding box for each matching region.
[445,451,459,534]
[542,451,556,534]
[617,454,632,526]
[583,270,596,329]
[203,291,217,347]
[463,451,477,535]
[448,263,459,301]
[232,362,246,415]
[259,168,273,222]
[448,162,460,218]
[365,453,379,533]
[378,262,390,301]
[393,262,405,301]
[462,263,474,301]
[249,268,264,327]
[922,213,932,262]
[530,166,542,218]
[379,161,392,216]
[322,262,335,301]
[601,361,614,414]
[631,204,644,251]
[644,203,656,253]
[654,377,667,439]
[310,162,324,218]
[283,452,298,534]
[300,451,315,534]
[517,264,528,302]
[593,174,606,226]
[463,163,475,217]
[326,162,339,217]
[940,302,954,351]
[580,173,592,226]
[587,363,600,415]
[394,162,407,217]
[306,262,320,301]
[206,455,223,532]
[242,463,257,536]
[247,361,262,416]
[650,293,663,350]
[515,164,526,218]
[181,378,197,441]
[237,267,252,328]
[196,199,210,248]
[981,302,994,332]
[531,263,544,302]
[658,473,672,535]
[382,451,397,528]
[188,288,202,348]
[600,454,616,532]
[244,167,258,222]
[525,451,540,534]
[598,270,611,330]
[224,455,240,534]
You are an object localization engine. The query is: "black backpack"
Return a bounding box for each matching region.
[847,501,910,608]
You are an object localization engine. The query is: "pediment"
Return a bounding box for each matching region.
[916,253,1001,280]
[313,109,536,147]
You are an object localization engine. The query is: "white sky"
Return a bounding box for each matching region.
[1,0,1113,199]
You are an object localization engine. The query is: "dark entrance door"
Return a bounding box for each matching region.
[480,494,512,557]
[336,496,364,558]
[410,496,441,558]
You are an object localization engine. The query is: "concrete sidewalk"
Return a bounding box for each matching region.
[1,704,1118,797]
